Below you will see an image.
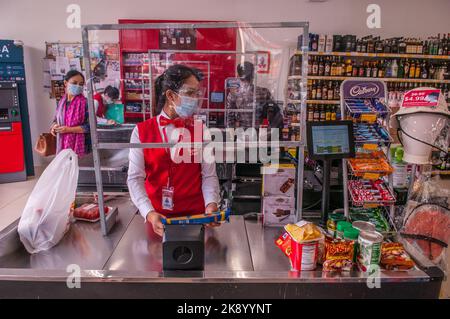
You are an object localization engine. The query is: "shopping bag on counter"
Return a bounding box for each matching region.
[18,149,79,254]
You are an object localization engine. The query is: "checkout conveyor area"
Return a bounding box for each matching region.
[0,195,444,299]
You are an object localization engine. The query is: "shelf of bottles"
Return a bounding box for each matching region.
[289,33,450,111]
[122,53,152,119]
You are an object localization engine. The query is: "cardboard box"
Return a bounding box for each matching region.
[261,164,296,197]
[262,196,296,227]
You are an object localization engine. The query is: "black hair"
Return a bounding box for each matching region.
[104,85,120,100]
[64,70,85,82]
[237,61,254,82]
[154,64,203,114]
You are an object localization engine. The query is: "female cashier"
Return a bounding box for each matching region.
[127,65,220,237]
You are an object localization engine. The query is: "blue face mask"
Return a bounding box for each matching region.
[174,95,199,118]
[67,83,83,96]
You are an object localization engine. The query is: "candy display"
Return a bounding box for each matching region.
[353,123,391,144]
[345,98,388,115]
[348,180,396,206]
[348,154,393,176]
[380,242,415,271]
[161,209,231,225]
[323,237,354,272]
[350,208,391,233]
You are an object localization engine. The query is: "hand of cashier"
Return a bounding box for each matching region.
[147,203,220,237]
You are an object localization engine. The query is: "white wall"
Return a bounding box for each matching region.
[0,0,449,166]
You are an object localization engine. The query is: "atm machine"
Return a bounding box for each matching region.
[0,40,34,183]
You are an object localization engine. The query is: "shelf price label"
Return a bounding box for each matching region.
[402,89,441,108]
[363,143,378,151]
[362,172,380,180]
[363,203,381,208]
[360,113,377,123]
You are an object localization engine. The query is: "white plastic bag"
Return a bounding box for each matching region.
[18,149,79,254]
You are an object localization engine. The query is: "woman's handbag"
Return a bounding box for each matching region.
[35,133,56,157]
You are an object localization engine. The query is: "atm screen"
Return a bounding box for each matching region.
[0,89,15,108]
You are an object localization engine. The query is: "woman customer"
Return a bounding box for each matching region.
[50,70,90,157]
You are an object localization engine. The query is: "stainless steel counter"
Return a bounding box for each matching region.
[0,196,444,298]
[105,215,253,272]
[0,196,137,270]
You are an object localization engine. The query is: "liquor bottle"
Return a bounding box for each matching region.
[316,81,322,100]
[322,81,328,100]
[331,57,337,76]
[421,61,428,79]
[385,60,392,78]
[423,40,429,55]
[307,105,314,122]
[307,56,312,75]
[307,79,312,99]
[429,62,436,79]
[311,34,318,51]
[340,58,346,76]
[365,61,372,77]
[356,40,362,52]
[438,34,443,55]
[324,57,331,76]
[404,59,410,78]
[328,81,334,100]
[367,37,375,53]
[312,56,319,75]
[334,81,340,99]
[443,34,448,56]
[352,61,359,77]
[409,60,416,78]
[371,61,378,78]
[358,61,365,77]
[346,59,353,77]
[378,60,385,78]
[391,59,398,78]
[313,105,320,122]
[318,57,325,76]
[325,105,331,121]
[414,60,421,78]
[311,80,317,100]
[319,105,326,121]
[398,59,405,78]
[398,38,406,54]
[417,39,423,55]
[331,106,337,120]
[361,39,367,53]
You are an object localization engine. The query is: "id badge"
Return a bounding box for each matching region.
[162,186,174,211]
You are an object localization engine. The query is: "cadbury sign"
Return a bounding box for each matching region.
[342,80,385,99]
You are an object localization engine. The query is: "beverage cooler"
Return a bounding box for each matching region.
[0,40,34,183]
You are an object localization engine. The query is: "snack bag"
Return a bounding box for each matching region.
[275,232,292,257]
[322,237,354,272]
[380,242,415,271]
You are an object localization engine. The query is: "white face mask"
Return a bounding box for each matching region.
[103,96,114,105]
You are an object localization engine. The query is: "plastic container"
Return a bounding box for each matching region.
[357,230,383,272]
[336,221,352,239]
[326,213,346,238]
[344,227,360,263]
[290,239,320,271]
[352,220,376,233]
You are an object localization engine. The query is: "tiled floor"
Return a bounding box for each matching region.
[0,166,448,298]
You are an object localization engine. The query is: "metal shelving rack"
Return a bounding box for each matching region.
[339,79,396,225]
[82,21,310,235]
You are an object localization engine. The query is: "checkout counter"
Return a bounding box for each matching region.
[0,195,444,298]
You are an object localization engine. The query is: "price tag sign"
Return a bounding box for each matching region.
[363,143,378,151]
[360,113,377,123]
[363,203,380,208]
[362,172,380,180]
[402,89,440,108]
